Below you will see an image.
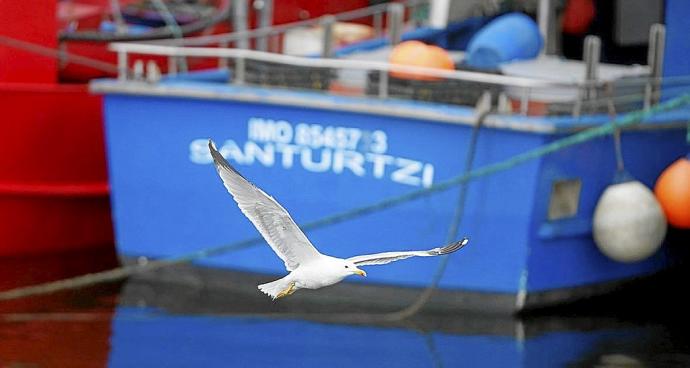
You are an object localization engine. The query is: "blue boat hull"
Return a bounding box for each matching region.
[99,82,688,311]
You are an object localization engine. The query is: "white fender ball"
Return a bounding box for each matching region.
[593,180,667,263]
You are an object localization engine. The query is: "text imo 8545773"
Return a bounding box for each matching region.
[189,117,435,188]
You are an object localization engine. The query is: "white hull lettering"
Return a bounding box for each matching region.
[193,117,435,188]
[192,140,435,188]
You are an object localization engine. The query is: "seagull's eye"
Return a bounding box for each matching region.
[344,265,349,269]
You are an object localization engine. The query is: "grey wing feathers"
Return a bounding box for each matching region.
[348,238,469,266]
[208,139,321,271]
[427,238,468,255]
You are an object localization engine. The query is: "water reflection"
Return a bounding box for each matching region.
[1,249,690,367]
[107,307,657,368]
[0,248,118,368]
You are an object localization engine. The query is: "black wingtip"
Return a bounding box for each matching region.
[207,138,250,181]
[208,139,222,161]
[438,237,469,255]
[208,139,227,166]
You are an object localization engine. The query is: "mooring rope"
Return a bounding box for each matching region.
[387,109,488,320]
[0,35,121,74]
[606,83,626,174]
[1,93,689,304]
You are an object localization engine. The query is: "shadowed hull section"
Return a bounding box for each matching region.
[120,257,669,315]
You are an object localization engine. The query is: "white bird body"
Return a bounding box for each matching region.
[259,255,354,297]
[291,256,354,289]
[208,140,468,300]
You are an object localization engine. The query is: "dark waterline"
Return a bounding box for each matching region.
[1,245,690,368]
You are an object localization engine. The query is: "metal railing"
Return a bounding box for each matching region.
[111,42,573,89]
[112,40,677,116]
[106,2,687,118]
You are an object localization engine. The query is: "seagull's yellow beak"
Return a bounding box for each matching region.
[354,269,367,277]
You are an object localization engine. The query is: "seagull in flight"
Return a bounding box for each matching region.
[208,140,469,300]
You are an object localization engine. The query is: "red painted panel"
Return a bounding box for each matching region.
[0,83,113,256]
[0,0,57,83]
[272,0,371,25]
[58,0,371,82]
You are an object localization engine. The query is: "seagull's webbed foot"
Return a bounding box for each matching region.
[275,282,297,299]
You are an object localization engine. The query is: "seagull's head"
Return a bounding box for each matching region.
[340,260,366,278]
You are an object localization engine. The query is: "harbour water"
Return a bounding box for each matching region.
[1,241,690,368]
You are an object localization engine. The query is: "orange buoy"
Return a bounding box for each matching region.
[389,40,455,81]
[654,155,690,229]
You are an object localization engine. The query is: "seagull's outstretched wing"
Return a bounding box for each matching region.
[209,139,321,271]
[347,238,469,266]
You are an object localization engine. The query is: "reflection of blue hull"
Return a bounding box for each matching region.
[107,305,644,368]
[97,76,688,311]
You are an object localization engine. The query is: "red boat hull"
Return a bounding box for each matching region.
[0,83,113,256]
[0,0,370,256]
[58,0,369,82]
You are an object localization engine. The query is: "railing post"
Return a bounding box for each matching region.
[133,59,144,80]
[168,55,178,76]
[117,50,128,81]
[233,0,249,85]
[234,56,246,85]
[498,92,511,114]
[378,70,389,98]
[537,0,553,55]
[387,3,404,45]
[321,15,336,58]
[520,87,530,115]
[233,0,249,50]
[583,35,601,104]
[254,0,273,51]
[573,88,583,118]
[219,41,229,68]
[645,23,665,109]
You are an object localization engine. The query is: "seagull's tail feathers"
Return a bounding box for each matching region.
[258,276,293,301]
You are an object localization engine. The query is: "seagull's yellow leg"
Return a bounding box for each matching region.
[275,282,296,299]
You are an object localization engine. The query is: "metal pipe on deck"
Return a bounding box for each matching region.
[233,0,248,85]
[429,0,449,29]
[537,0,553,55]
[108,0,127,34]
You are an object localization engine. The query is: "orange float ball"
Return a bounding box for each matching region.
[389,40,455,81]
[654,156,690,229]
